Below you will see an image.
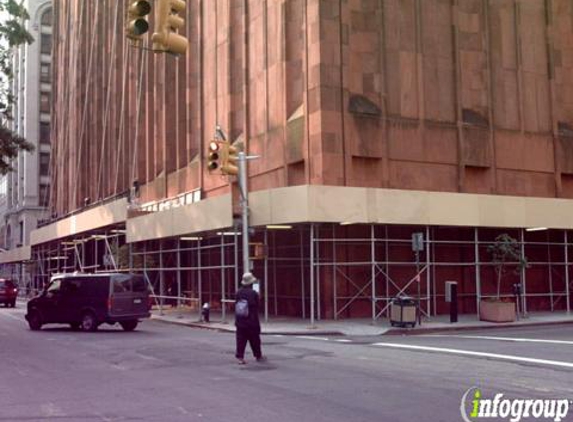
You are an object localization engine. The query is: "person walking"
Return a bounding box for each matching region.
[235,272,265,365]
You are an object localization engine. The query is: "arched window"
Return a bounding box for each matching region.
[40,8,52,26]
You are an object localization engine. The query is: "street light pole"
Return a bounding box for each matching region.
[238,151,250,276]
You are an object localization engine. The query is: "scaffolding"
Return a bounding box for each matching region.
[21,223,573,322]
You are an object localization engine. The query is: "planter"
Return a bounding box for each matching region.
[479,300,516,323]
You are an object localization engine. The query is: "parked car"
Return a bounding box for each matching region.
[25,273,151,332]
[0,279,18,308]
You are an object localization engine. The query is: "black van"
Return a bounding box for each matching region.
[25,273,151,332]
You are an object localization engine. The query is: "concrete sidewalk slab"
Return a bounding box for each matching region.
[151,309,573,337]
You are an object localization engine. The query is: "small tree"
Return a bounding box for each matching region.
[487,233,528,299]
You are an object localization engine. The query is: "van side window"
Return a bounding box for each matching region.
[113,278,131,293]
[61,280,80,295]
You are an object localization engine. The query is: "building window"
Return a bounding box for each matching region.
[39,152,50,176]
[18,221,23,246]
[40,92,50,113]
[40,33,52,55]
[40,64,51,83]
[41,9,53,26]
[39,122,50,144]
[39,184,50,207]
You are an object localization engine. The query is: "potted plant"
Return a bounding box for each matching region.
[480,234,528,322]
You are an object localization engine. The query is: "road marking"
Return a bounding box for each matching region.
[423,334,573,346]
[335,339,352,343]
[296,335,330,341]
[371,342,573,369]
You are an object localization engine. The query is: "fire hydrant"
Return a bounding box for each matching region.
[201,302,210,323]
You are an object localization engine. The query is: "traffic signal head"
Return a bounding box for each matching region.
[152,0,188,55]
[126,0,151,40]
[207,141,220,171]
[221,142,239,176]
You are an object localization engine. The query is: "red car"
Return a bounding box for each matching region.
[0,279,18,308]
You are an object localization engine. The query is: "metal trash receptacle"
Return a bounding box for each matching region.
[390,296,417,328]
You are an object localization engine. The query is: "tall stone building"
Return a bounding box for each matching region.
[0,0,53,278]
[4,0,573,320]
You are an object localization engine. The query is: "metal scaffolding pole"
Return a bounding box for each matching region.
[159,241,164,315]
[425,226,431,318]
[310,224,315,326]
[264,229,269,322]
[371,224,376,322]
[176,239,182,307]
[566,231,571,313]
[520,229,527,315]
[334,225,338,320]
[316,226,321,321]
[220,234,226,322]
[475,227,481,317]
[272,231,278,316]
[300,228,306,319]
[197,238,202,321]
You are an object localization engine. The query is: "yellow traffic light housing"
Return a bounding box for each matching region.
[207,141,221,171]
[152,0,188,55]
[221,142,239,176]
[126,0,151,41]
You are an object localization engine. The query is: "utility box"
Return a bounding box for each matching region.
[390,296,417,328]
[445,281,458,323]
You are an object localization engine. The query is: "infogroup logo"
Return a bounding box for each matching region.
[460,387,571,422]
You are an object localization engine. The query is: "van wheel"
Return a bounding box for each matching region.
[120,320,138,332]
[28,311,42,331]
[81,312,98,332]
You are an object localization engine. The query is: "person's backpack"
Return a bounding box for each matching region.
[235,298,249,318]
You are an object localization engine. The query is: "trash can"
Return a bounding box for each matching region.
[390,296,417,328]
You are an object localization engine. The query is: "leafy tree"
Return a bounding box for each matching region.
[487,233,528,299]
[0,0,35,174]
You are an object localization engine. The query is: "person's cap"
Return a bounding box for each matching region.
[241,272,257,286]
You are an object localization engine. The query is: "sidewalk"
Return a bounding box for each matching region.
[151,307,573,336]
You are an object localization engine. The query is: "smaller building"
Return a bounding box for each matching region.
[0,0,53,283]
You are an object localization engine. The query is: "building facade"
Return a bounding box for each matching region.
[0,0,52,262]
[3,0,573,320]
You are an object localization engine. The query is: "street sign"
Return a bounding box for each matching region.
[412,232,424,252]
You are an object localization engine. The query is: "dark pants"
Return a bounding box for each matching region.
[235,327,262,359]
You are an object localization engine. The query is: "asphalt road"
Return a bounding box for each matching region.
[1,305,572,422]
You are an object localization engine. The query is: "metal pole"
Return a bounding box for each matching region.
[300,227,306,319]
[475,227,481,318]
[520,229,527,315]
[310,223,315,326]
[264,229,269,322]
[176,239,182,308]
[566,231,571,313]
[159,241,164,315]
[426,226,431,318]
[238,151,250,276]
[221,234,226,322]
[334,225,338,320]
[197,238,202,321]
[371,224,376,322]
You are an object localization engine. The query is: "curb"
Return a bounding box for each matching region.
[382,319,573,336]
[152,314,573,337]
[151,315,345,336]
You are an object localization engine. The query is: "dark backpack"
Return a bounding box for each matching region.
[235,298,249,318]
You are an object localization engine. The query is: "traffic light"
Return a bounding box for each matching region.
[207,141,221,171]
[221,142,239,176]
[152,0,188,55]
[126,1,151,41]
